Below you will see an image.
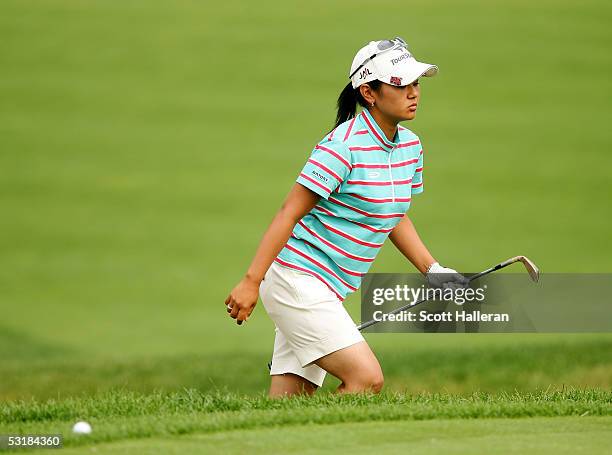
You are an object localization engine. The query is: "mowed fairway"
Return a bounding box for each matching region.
[1,0,611,452]
[4,390,612,454]
[42,418,612,455]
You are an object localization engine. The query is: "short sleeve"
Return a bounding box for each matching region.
[296,140,352,199]
[411,146,424,195]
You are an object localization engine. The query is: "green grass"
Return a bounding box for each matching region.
[44,417,612,455]
[1,0,611,453]
[2,389,610,450]
[2,335,611,401]
[4,389,610,425]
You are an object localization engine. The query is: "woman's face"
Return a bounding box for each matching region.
[364,79,421,123]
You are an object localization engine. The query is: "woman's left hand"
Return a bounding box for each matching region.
[426,262,468,289]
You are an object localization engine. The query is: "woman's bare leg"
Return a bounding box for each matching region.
[269,373,318,398]
[314,341,383,394]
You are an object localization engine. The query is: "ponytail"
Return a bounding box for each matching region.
[334,82,358,130]
[331,80,382,133]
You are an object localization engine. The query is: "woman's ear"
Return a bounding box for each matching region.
[360,84,375,106]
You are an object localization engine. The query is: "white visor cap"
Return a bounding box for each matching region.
[349,40,438,89]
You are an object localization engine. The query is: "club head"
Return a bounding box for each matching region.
[516,256,540,282]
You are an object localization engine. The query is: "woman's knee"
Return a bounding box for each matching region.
[269,373,318,398]
[370,371,384,393]
[313,341,384,393]
[344,368,384,393]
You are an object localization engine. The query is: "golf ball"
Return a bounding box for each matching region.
[72,421,92,434]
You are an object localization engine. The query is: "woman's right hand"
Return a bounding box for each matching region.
[224,277,260,325]
[223,184,320,325]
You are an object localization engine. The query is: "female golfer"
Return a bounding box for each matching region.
[224,38,466,397]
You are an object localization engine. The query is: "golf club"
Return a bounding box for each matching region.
[356,255,540,331]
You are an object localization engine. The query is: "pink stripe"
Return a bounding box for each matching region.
[397,140,420,148]
[295,236,367,277]
[313,206,394,233]
[328,125,339,141]
[337,265,365,277]
[355,129,368,135]
[347,193,411,204]
[352,158,418,169]
[349,145,385,151]
[343,117,356,142]
[313,217,384,248]
[346,179,412,186]
[347,180,393,186]
[315,145,352,170]
[412,182,423,188]
[308,158,343,183]
[357,164,390,170]
[415,166,423,173]
[392,158,419,167]
[361,111,393,149]
[329,196,404,219]
[321,222,383,248]
[299,173,331,194]
[347,178,414,186]
[284,243,358,291]
[273,258,344,301]
[353,163,387,169]
[297,221,376,262]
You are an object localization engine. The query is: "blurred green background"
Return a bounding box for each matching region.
[1,0,611,401]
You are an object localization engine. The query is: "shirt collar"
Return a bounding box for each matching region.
[358,109,399,152]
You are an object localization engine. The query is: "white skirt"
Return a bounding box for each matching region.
[259,261,364,387]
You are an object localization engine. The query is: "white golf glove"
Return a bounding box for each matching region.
[426,262,469,289]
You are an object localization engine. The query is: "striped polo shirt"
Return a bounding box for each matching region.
[274,108,424,302]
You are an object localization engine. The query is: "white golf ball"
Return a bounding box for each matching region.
[72,421,92,434]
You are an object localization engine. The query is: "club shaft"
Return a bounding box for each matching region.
[356,258,520,331]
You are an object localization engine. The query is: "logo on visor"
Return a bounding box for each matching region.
[391,52,412,65]
[359,68,372,79]
[390,76,402,86]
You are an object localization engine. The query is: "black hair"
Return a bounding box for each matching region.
[331,79,382,132]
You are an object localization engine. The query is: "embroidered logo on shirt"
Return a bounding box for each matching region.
[367,171,381,178]
[311,170,329,182]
